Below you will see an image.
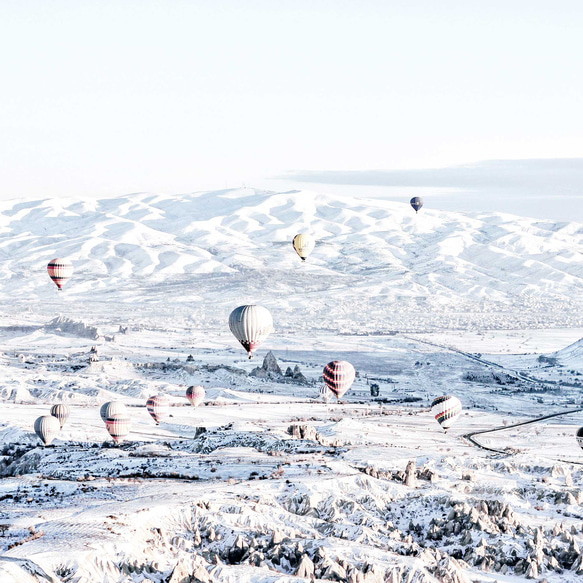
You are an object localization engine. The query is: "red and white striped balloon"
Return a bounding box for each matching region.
[186,385,205,408]
[323,360,356,399]
[105,414,131,444]
[47,258,74,290]
[146,394,169,424]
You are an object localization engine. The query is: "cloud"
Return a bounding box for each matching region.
[282,159,583,195]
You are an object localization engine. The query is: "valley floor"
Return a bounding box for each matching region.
[2,321,583,582]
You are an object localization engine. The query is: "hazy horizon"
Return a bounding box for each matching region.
[2,1,582,208]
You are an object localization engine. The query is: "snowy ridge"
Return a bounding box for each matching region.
[2,188,583,331]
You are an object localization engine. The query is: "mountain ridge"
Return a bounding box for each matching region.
[1,188,582,332]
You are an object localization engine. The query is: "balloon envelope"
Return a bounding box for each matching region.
[576,427,583,450]
[100,401,127,423]
[431,395,462,431]
[50,404,70,428]
[34,415,61,446]
[228,305,273,358]
[410,197,423,213]
[186,385,205,408]
[292,233,316,261]
[146,394,169,424]
[106,414,131,444]
[47,258,73,290]
[323,360,356,399]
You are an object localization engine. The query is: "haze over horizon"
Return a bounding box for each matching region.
[1,0,582,219]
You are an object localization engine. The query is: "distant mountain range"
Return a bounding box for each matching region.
[1,188,583,331]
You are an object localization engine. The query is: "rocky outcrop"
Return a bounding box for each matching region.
[250,352,309,384]
[250,351,282,378]
[285,365,308,383]
[296,553,314,577]
[44,316,101,340]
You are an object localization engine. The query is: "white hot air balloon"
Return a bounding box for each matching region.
[431,395,462,432]
[50,404,70,428]
[100,401,127,423]
[228,305,273,359]
[292,233,316,261]
[34,415,61,446]
[186,386,205,408]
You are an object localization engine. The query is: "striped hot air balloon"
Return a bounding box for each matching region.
[50,404,70,428]
[431,395,462,432]
[34,415,61,446]
[410,197,424,213]
[100,401,127,423]
[292,233,316,261]
[576,427,583,450]
[47,258,73,290]
[186,385,205,408]
[105,414,131,444]
[228,305,273,359]
[323,360,356,399]
[146,394,169,424]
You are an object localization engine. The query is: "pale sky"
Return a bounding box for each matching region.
[1,1,582,200]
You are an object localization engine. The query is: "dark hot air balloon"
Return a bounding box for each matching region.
[410,197,424,213]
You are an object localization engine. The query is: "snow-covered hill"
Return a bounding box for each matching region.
[1,188,583,332]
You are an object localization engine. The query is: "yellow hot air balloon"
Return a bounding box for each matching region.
[292,234,315,261]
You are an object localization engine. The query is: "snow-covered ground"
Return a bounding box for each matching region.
[1,188,583,582]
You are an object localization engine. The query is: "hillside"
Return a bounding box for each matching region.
[1,188,583,332]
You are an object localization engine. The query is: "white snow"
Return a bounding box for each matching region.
[1,188,583,582]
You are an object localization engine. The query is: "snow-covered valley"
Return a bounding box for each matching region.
[2,189,583,582]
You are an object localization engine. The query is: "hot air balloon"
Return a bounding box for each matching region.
[292,233,316,261]
[100,401,127,423]
[229,305,273,359]
[47,258,74,290]
[34,415,61,446]
[410,197,423,213]
[323,360,356,399]
[576,427,583,450]
[146,394,169,424]
[431,395,462,432]
[105,414,131,444]
[50,404,70,428]
[186,385,205,408]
